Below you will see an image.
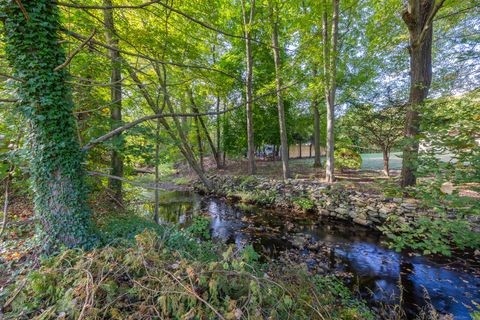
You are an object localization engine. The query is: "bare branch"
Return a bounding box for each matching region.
[14,0,30,21]
[0,72,24,83]
[82,77,303,150]
[54,29,96,71]
[86,171,187,191]
[54,0,159,9]
[0,98,18,103]
[66,30,241,81]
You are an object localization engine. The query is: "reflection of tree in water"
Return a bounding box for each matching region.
[400,259,417,318]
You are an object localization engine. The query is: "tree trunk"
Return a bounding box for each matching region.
[154,118,160,223]
[299,142,302,159]
[103,0,123,203]
[195,115,204,172]
[312,69,322,168]
[383,149,390,177]
[242,0,256,175]
[323,0,339,183]
[271,8,290,180]
[1,0,98,250]
[189,91,220,168]
[400,0,440,187]
[215,93,222,168]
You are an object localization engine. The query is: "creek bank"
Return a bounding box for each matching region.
[194,174,480,233]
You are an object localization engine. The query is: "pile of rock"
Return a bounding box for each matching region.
[195,174,441,231]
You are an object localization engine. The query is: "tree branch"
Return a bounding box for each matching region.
[82,78,302,150]
[54,29,96,71]
[54,0,159,9]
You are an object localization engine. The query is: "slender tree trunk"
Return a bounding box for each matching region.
[215,93,222,168]
[189,91,220,168]
[103,0,123,204]
[383,149,390,177]
[242,0,256,175]
[312,69,322,168]
[313,100,322,167]
[299,142,302,159]
[195,115,204,172]
[323,0,339,183]
[154,118,160,222]
[400,0,440,187]
[1,0,97,249]
[271,7,290,180]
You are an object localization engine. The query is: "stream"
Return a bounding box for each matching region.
[133,190,480,319]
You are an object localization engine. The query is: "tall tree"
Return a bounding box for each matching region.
[400,0,445,187]
[241,0,257,175]
[103,0,124,203]
[0,0,97,249]
[270,1,290,179]
[312,67,322,168]
[323,0,339,183]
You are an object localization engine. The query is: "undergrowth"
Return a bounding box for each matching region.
[0,212,374,319]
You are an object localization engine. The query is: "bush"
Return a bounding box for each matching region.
[1,229,374,320]
[292,196,316,211]
[334,148,362,171]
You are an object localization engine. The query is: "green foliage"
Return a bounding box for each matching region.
[292,196,316,211]
[381,215,480,256]
[186,216,211,240]
[1,0,98,250]
[381,92,480,255]
[1,229,374,320]
[334,148,362,171]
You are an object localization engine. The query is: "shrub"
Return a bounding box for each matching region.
[334,148,362,171]
[1,229,374,320]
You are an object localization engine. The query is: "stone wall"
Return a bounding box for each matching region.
[194,174,441,231]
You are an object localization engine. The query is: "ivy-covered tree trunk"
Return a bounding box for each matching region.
[1,0,98,250]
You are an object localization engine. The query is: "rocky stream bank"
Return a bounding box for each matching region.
[194,174,480,233]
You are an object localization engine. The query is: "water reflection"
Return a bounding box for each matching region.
[133,190,480,319]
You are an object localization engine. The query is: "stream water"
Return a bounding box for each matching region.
[134,190,480,319]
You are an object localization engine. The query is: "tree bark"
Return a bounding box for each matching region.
[194,115,204,172]
[400,0,442,187]
[242,0,257,175]
[189,91,220,169]
[383,149,390,177]
[313,94,322,168]
[153,118,160,223]
[271,5,290,180]
[103,0,123,203]
[1,0,98,249]
[215,93,222,168]
[323,0,339,183]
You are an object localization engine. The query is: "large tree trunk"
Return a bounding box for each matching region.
[242,0,257,175]
[1,0,98,249]
[271,7,290,180]
[323,0,339,183]
[400,0,443,187]
[103,0,123,203]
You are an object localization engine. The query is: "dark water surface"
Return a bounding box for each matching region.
[134,190,480,319]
